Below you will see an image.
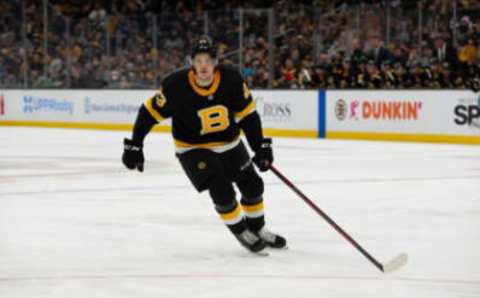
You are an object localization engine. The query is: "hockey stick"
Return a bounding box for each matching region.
[270,165,408,273]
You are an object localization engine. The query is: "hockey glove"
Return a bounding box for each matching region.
[122,138,144,172]
[253,138,273,172]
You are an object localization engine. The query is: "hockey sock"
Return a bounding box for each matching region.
[240,196,265,232]
[215,201,247,234]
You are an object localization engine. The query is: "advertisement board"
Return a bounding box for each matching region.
[2,89,478,144]
[326,90,480,144]
[251,90,319,137]
[0,90,319,138]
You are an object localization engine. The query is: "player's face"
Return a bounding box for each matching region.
[192,53,215,82]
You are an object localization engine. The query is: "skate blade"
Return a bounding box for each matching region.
[252,250,269,257]
[267,245,288,250]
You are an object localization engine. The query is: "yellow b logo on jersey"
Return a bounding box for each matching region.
[197,105,230,135]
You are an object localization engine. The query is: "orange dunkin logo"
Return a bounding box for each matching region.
[362,101,422,120]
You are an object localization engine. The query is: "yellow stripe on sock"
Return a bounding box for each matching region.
[241,201,264,214]
[219,203,242,221]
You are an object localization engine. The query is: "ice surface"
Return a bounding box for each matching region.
[1,127,479,298]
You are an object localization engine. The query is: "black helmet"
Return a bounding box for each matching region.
[191,36,216,59]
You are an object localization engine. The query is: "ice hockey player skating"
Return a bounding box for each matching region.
[122,36,286,254]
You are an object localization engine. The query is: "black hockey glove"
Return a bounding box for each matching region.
[122,138,144,172]
[252,138,273,172]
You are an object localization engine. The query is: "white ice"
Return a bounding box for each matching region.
[1,127,479,298]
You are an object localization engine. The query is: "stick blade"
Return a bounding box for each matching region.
[383,253,408,273]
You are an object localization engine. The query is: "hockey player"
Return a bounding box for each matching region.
[122,36,286,253]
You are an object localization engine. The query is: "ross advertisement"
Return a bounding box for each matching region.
[327,90,480,143]
[251,90,318,137]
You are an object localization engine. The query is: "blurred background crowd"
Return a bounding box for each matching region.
[1,0,479,90]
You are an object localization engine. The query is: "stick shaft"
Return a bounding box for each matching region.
[270,165,384,272]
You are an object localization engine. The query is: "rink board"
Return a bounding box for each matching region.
[0,89,318,138]
[1,89,479,144]
[325,90,480,145]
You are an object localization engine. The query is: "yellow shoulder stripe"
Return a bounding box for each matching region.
[235,100,256,121]
[144,96,165,122]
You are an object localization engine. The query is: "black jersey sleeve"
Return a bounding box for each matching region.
[238,111,264,152]
[227,69,265,151]
[230,70,257,123]
[130,79,175,144]
[143,87,173,122]
[131,105,157,145]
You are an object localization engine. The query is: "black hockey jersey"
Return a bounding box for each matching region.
[143,65,256,152]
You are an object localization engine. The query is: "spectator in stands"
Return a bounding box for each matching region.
[368,34,391,68]
[433,35,458,70]
[458,38,477,65]
[350,38,366,69]
[1,0,479,90]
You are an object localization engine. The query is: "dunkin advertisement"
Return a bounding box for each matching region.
[327,90,480,138]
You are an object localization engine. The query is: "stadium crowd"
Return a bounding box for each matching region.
[0,0,479,90]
